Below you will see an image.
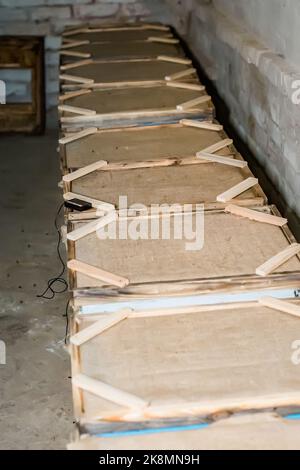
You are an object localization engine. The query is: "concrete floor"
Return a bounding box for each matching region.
[0,132,73,449]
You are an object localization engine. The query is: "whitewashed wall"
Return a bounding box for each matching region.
[167,0,300,223]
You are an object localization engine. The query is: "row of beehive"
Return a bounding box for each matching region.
[58,22,300,450]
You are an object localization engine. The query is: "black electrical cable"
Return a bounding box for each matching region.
[63,298,71,345]
[37,202,68,300]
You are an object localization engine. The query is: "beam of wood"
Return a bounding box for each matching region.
[60,59,94,71]
[157,55,192,65]
[59,127,98,145]
[259,297,300,319]
[180,119,223,131]
[201,138,233,154]
[60,107,207,124]
[63,160,107,182]
[70,311,129,346]
[59,74,94,84]
[176,95,211,111]
[166,82,205,91]
[58,105,96,116]
[256,243,300,277]
[72,374,148,409]
[197,152,248,168]
[217,178,258,203]
[68,259,129,288]
[60,50,91,58]
[165,67,196,81]
[59,89,91,102]
[225,205,288,227]
[67,211,117,242]
[61,40,90,50]
[143,24,170,32]
[148,37,179,44]
[64,191,115,212]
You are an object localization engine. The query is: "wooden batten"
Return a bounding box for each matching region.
[165,67,196,81]
[197,152,248,168]
[225,205,288,226]
[177,95,211,111]
[256,244,300,277]
[63,160,108,182]
[59,74,94,84]
[157,55,192,65]
[70,311,129,346]
[259,297,300,319]
[60,50,92,58]
[60,59,94,71]
[67,211,117,242]
[68,259,129,288]
[148,37,180,45]
[167,82,205,92]
[201,138,233,154]
[217,178,259,203]
[61,40,90,50]
[72,374,148,409]
[59,89,92,102]
[58,105,96,116]
[181,119,223,131]
[59,127,98,145]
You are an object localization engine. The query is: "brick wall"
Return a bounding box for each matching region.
[0,0,170,125]
[166,0,300,228]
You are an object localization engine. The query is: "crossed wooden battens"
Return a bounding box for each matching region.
[62,127,296,282]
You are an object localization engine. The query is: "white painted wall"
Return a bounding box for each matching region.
[213,0,300,67]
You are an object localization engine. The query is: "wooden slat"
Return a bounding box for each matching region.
[177,95,211,111]
[59,74,94,84]
[67,211,117,242]
[68,259,129,288]
[70,311,129,346]
[59,89,91,102]
[63,160,107,182]
[60,50,91,58]
[148,37,179,44]
[143,24,170,32]
[61,40,90,50]
[259,297,300,319]
[58,105,96,116]
[197,152,248,168]
[60,59,94,71]
[167,82,205,91]
[181,119,223,131]
[165,67,196,81]
[59,127,98,145]
[157,55,192,65]
[201,138,233,154]
[72,374,148,409]
[217,178,259,203]
[256,244,300,277]
[225,205,288,226]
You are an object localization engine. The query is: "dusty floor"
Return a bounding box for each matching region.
[0,132,73,449]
